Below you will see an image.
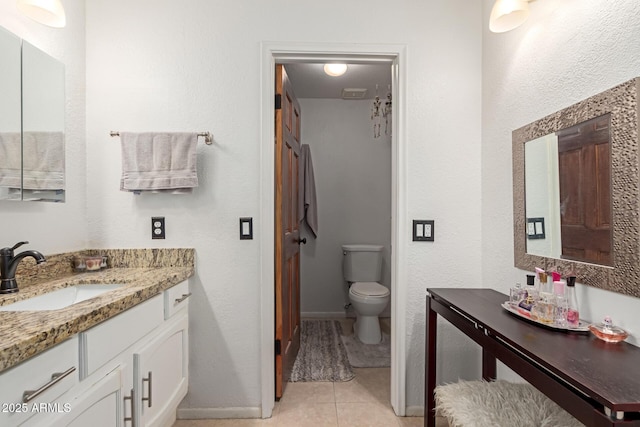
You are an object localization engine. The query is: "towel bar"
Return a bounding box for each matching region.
[110,131,213,145]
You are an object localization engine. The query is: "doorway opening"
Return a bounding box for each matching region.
[260,42,408,418]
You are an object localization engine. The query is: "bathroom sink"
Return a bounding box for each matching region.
[0,284,125,312]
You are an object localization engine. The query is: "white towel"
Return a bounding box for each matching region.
[120,132,198,193]
[0,132,65,190]
[299,144,318,237]
[0,132,22,189]
[22,132,65,190]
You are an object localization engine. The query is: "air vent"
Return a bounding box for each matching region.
[341,88,368,99]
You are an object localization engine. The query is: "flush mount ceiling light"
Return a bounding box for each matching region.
[16,0,66,28]
[323,63,348,77]
[489,0,531,33]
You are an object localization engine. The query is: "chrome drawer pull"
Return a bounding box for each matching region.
[124,388,136,426]
[142,371,153,408]
[22,366,76,403]
[174,292,192,305]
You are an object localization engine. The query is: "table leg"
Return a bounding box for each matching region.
[425,296,437,427]
[482,348,497,381]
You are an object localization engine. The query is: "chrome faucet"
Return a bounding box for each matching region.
[0,241,46,294]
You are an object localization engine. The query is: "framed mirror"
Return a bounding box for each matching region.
[0,26,22,200]
[0,26,65,202]
[21,41,65,202]
[513,77,640,298]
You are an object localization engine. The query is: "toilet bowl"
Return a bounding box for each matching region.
[349,281,390,344]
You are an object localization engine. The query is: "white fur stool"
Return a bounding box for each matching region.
[434,380,583,427]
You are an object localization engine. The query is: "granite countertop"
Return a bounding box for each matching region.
[0,249,194,373]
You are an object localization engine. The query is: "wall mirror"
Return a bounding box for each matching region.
[0,26,22,200]
[0,26,65,202]
[513,77,640,298]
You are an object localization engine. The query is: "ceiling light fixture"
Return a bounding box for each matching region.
[489,0,531,33]
[16,0,67,28]
[323,64,348,77]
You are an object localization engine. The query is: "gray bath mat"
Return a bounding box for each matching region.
[340,332,391,368]
[290,320,355,382]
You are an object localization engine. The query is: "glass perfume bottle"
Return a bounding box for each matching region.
[565,276,580,327]
[589,316,629,343]
[537,270,550,294]
[525,274,537,300]
[510,283,524,306]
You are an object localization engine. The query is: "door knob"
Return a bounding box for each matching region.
[297,237,307,245]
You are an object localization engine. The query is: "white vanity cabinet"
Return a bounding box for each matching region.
[11,280,190,427]
[0,336,79,427]
[31,364,128,427]
[134,311,188,427]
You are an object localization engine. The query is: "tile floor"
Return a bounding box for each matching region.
[173,318,448,427]
[173,367,433,427]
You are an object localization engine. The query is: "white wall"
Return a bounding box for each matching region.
[0,3,87,254]
[481,0,640,374]
[298,98,392,318]
[85,0,483,414]
[3,0,639,416]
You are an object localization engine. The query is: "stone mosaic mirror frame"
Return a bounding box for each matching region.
[513,77,640,298]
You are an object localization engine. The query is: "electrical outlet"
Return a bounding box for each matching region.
[413,220,434,242]
[152,217,165,239]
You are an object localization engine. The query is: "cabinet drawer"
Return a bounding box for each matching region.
[164,280,190,319]
[29,365,124,427]
[0,336,78,426]
[80,294,163,378]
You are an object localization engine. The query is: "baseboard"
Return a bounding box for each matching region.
[405,406,424,417]
[177,407,262,419]
[301,311,349,319]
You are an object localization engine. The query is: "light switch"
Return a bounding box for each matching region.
[413,220,434,242]
[240,217,253,240]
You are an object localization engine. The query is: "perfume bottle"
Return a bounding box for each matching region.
[565,276,580,327]
[589,316,629,343]
[525,274,537,300]
[510,283,524,306]
[536,268,550,294]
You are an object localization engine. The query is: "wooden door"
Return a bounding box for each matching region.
[274,64,301,399]
[557,114,612,265]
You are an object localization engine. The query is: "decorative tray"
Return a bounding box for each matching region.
[501,302,590,333]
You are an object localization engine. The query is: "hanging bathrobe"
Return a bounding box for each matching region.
[299,144,318,237]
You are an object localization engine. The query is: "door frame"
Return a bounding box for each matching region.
[259,41,408,417]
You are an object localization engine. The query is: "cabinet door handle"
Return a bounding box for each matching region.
[174,293,192,305]
[22,366,76,403]
[142,371,153,408]
[124,388,136,426]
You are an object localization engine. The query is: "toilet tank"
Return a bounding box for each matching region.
[342,244,384,282]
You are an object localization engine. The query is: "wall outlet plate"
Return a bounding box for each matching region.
[413,220,434,242]
[240,217,253,240]
[152,217,165,239]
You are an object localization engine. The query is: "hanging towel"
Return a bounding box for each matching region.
[0,132,65,190]
[0,132,22,189]
[22,132,65,190]
[120,132,198,193]
[299,144,318,237]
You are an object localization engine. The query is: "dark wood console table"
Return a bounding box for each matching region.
[425,288,640,427]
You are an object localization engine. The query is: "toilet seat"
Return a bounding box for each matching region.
[350,281,390,298]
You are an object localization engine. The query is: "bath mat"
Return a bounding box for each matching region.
[340,332,391,368]
[435,380,583,427]
[290,320,355,382]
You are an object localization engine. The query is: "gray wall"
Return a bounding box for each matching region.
[298,98,392,317]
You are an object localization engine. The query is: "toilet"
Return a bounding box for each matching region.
[342,244,390,344]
